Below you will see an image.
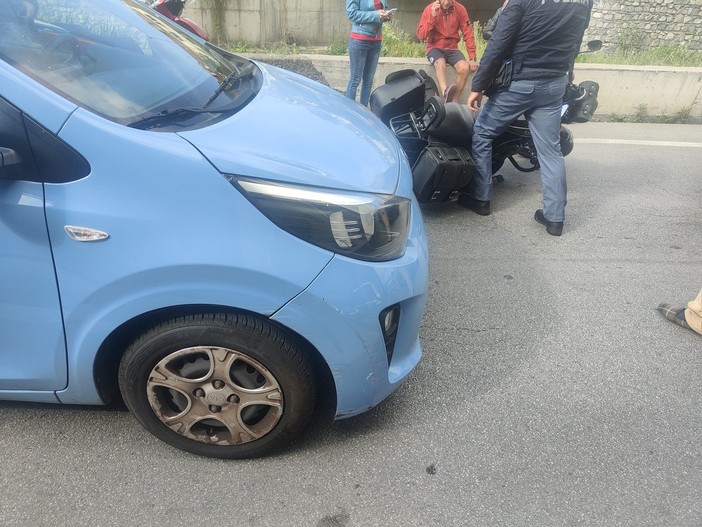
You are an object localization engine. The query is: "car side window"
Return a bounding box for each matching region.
[0,96,90,183]
[23,115,91,183]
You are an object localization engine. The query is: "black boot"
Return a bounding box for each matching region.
[458,194,491,216]
[534,209,563,236]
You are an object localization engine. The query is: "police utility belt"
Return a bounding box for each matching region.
[485,57,568,96]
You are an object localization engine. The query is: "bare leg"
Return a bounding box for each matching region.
[433,58,448,96]
[452,60,470,102]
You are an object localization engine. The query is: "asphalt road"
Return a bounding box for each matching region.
[1,123,701,527]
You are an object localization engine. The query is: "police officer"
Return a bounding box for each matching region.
[459,0,593,236]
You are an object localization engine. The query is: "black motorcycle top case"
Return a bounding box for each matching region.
[369,70,426,126]
[412,145,474,203]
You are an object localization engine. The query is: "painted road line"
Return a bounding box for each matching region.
[576,138,702,148]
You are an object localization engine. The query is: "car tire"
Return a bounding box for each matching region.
[118,312,316,459]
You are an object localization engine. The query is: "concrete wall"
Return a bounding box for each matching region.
[185,0,702,50]
[249,53,702,121]
[184,0,530,45]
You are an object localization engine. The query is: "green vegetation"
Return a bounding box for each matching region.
[608,112,628,123]
[663,106,692,124]
[609,105,695,124]
[201,0,228,44]
[381,24,425,57]
[633,103,648,123]
[327,24,428,58]
[576,45,702,67]
[579,27,702,66]
[327,21,488,58]
[228,21,702,67]
[230,41,305,55]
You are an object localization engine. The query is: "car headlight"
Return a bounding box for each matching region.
[228,176,410,262]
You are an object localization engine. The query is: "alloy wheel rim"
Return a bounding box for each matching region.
[146,346,283,446]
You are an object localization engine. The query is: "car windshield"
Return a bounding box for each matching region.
[0,0,261,127]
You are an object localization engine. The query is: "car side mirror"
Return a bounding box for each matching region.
[0,147,23,180]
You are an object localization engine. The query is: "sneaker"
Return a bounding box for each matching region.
[443,83,457,103]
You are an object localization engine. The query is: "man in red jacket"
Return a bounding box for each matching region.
[417,0,478,103]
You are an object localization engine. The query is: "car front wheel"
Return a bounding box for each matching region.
[118,313,316,459]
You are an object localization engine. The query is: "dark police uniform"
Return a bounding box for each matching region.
[462,0,592,232]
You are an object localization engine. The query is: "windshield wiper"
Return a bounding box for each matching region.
[127,107,225,130]
[128,64,258,130]
[202,71,239,110]
[201,64,257,109]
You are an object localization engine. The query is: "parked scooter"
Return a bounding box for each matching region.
[151,0,209,40]
[369,41,602,204]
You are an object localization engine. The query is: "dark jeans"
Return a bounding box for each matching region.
[467,75,568,222]
[346,38,382,107]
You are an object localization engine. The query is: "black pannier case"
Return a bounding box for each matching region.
[369,69,426,126]
[387,112,428,167]
[412,145,474,203]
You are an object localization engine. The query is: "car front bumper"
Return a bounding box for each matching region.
[271,208,429,419]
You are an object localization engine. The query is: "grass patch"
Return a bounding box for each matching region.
[576,45,702,67]
[662,106,693,124]
[379,23,489,58]
[605,105,694,124]
[228,24,702,67]
[230,41,306,55]
[381,24,426,58]
[608,113,629,123]
[326,23,435,58]
[233,21,489,59]
[633,103,648,123]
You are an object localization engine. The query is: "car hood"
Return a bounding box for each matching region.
[178,62,402,195]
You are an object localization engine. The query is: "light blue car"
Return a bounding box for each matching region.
[0,0,428,458]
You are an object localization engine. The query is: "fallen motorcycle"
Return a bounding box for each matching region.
[369,41,602,204]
